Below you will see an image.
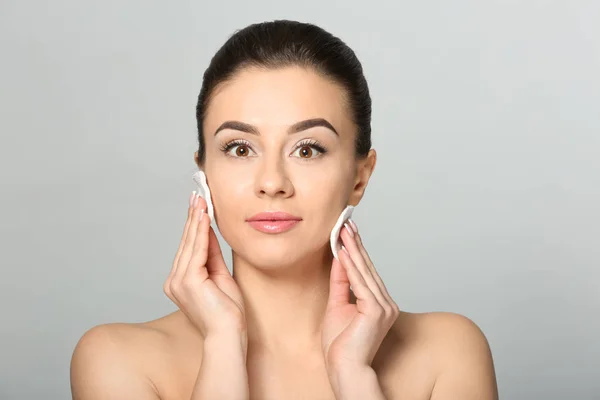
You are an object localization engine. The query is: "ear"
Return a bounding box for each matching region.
[194,150,206,170]
[348,149,377,206]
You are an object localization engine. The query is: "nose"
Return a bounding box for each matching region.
[254,154,294,199]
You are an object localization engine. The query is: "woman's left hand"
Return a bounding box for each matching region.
[322,219,400,384]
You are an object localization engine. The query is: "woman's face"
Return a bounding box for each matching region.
[198,66,374,269]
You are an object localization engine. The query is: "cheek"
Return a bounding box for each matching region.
[205,166,252,222]
[293,169,350,232]
[296,172,339,206]
[295,160,352,201]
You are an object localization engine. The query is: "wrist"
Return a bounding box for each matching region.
[204,331,248,359]
[330,365,384,400]
[194,333,249,400]
[329,363,372,381]
[204,330,247,344]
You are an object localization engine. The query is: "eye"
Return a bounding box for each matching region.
[292,140,327,159]
[221,140,256,158]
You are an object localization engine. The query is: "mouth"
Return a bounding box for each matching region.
[246,212,302,234]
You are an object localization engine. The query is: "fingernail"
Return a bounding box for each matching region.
[194,193,200,208]
[341,245,349,255]
[198,208,204,221]
[190,191,196,207]
[344,222,354,237]
[349,219,358,233]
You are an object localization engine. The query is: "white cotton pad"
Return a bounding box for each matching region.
[330,205,354,260]
[192,170,215,221]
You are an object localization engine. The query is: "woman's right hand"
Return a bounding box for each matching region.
[164,192,246,339]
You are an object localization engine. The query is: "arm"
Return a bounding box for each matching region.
[189,333,249,400]
[331,366,387,400]
[70,325,160,400]
[430,313,499,400]
[322,222,398,400]
[165,194,249,399]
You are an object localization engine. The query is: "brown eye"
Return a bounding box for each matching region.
[222,140,255,157]
[292,141,325,159]
[299,146,313,158]
[235,145,249,157]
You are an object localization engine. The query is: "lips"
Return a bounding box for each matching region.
[246,212,302,234]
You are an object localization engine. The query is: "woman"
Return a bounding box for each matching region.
[71,20,498,399]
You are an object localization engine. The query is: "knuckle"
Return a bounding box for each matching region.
[382,304,394,318]
[369,304,384,319]
[169,280,182,294]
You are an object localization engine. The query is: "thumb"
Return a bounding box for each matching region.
[205,225,230,277]
[327,256,351,308]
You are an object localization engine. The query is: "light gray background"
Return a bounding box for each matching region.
[1,1,598,399]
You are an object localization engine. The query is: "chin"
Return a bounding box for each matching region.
[233,236,326,271]
[243,240,302,268]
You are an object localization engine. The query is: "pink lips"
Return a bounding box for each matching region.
[246,212,302,234]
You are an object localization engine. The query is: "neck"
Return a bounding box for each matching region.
[232,247,333,356]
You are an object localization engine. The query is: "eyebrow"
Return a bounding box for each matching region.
[214,118,338,136]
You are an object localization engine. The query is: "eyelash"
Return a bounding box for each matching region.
[219,139,328,159]
[298,139,328,155]
[219,139,248,153]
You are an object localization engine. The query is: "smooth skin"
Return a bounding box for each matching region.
[70,66,498,399]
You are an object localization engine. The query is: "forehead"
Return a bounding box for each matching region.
[204,66,353,133]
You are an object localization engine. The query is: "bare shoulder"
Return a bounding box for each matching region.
[382,311,498,400]
[70,312,198,400]
[401,311,492,352]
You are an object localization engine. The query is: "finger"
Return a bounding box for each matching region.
[349,219,395,306]
[173,192,198,266]
[205,226,231,277]
[172,197,205,284]
[327,256,351,308]
[165,192,197,296]
[184,206,211,283]
[340,225,388,307]
[338,246,379,313]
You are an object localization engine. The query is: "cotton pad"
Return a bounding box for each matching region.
[330,205,354,260]
[192,170,215,221]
